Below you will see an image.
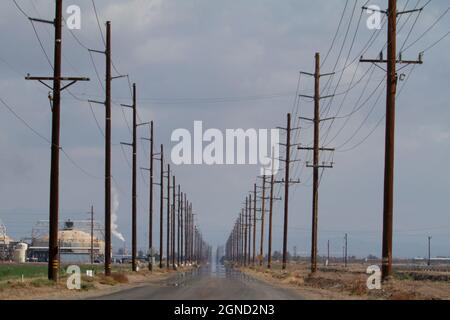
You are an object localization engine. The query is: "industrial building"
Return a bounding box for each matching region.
[1,218,105,264]
[0,219,14,260]
[28,220,105,264]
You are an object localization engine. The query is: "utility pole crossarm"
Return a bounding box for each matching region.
[120,103,133,109]
[306,163,334,169]
[120,142,133,147]
[26,76,89,92]
[360,57,423,65]
[88,99,105,105]
[88,49,106,55]
[29,17,54,25]
[299,146,335,152]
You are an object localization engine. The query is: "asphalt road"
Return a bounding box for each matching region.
[92,264,303,300]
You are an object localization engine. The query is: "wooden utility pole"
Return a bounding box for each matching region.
[120,84,145,272]
[141,121,157,270]
[190,203,194,263]
[177,186,181,266]
[104,21,112,276]
[247,194,252,266]
[244,199,248,266]
[240,212,244,264]
[166,164,171,269]
[344,233,348,267]
[26,0,89,281]
[267,174,274,269]
[259,176,267,266]
[159,145,164,269]
[184,197,188,265]
[246,194,253,264]
[299,53,335,273]
[88,22,122,276]
[277,114,300,270]
[361,0,423,280]
[252,184,257,265]
[267,151,281,269]
[149,124,154,269]
[427,236,432,266]
[131,84,137,272]
[90,205,94,265]
[282,114,291,270]
[186,204,190,263]
[183,194,187,265]
[171,176,176,269]
[327,240,330,266]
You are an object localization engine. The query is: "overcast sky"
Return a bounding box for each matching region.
[0,0,449,259]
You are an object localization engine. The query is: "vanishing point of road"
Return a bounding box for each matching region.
[92,263,303,300]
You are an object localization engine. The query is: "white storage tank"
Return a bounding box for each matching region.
[14,243,28,263]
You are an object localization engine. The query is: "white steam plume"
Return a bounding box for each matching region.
[111,185,125,242]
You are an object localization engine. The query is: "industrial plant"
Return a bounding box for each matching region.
[0,218,105,264]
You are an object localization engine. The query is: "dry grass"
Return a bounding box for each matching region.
[0,264,186,300]
[111,273,129,284]
[240,262,450,300]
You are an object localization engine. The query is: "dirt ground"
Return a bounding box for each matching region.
[240,262,450,300]
[0,266,187,300]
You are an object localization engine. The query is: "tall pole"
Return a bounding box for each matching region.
[47,0,63,282]
[120,89,140,271]
[172,176,176,269]
[90,205,94,265]
[131,84,138,272]
[247,194,251,264]
[247,194,252,265]
[267,155,275,269]
[427,236,432,266]
[240,212,243,264]
[344,233,348,267]
[189,203,196,262]
[179,189,182,266]
[177,185,181,265]
[166,164,171,269]
[104,21,112,277]
[282,114,291,270]
[259,175,266,266]
[327,240,330,265]
[298,53,335,273]
[252,184,257,265]
[311,52,320,273]
[184,195,187,265]
[190,204,194,263]
[25,0,89,281]
[360,0,423,280]
[159,145,164,269]
[236,222,239,263]
[189,204,192,263]
[148,122,154,270]
[244,198,248,266]
[381,0,397,281]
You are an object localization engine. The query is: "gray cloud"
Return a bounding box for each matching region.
[0,0,449,259]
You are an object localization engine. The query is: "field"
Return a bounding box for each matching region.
[240,262,450,300]
[0,262,180,300]
[0,263,129,282]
